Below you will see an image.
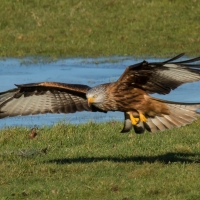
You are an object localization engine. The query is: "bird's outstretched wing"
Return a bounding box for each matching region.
[0,82,104,119]
[116,53,200,94]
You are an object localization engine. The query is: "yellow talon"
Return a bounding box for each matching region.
[128,111,147,125]
[130,115,139,125]
[139,112,147,122]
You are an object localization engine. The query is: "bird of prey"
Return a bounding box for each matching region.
[1,53,200,134]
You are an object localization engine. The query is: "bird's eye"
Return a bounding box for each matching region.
[93,94,98,98]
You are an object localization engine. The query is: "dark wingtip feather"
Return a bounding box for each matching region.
[133,121,145,134]
[121,112,133,133]
[148,53,185,65]
[170,56,200,64]
[15,83,39,88]
[162,53,185,64]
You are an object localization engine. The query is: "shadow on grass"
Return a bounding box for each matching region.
[47,152,200,164]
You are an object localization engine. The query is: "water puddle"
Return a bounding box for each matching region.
[1,57,200,128]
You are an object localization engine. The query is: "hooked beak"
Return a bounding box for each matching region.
[87,97,95,107]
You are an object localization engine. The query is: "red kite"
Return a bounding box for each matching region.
[1,53,200,133]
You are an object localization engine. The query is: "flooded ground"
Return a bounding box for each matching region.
[1,56,200,128]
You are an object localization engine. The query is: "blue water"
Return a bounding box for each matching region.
[1,56,200,128]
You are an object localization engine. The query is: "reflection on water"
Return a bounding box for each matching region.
[1,57,200,128]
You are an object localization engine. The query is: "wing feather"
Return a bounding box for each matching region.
[116,54,200,94]
[0,82,104,119]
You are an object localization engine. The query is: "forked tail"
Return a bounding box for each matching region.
[121,101,200,133]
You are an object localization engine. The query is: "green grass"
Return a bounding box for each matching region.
[1,0,200,58]
[1,0,200,199]
[1,120,200,199]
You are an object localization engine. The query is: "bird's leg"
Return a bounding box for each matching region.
[130,115,139,125]
[129,113,139,125]
[128,111,147,125]
[138,111,147,122]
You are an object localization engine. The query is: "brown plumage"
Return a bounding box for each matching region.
[1,53,200,133]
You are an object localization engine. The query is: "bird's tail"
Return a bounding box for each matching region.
[121,101,200,134]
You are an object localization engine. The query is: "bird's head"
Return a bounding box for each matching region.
[86,85,107,107]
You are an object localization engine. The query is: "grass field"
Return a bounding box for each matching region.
[0,120,200,199]
[0,0,200,58]
[1,0,200,199]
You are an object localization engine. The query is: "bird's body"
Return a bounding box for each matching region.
[88,83,168,116]
[1,53,200,133]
